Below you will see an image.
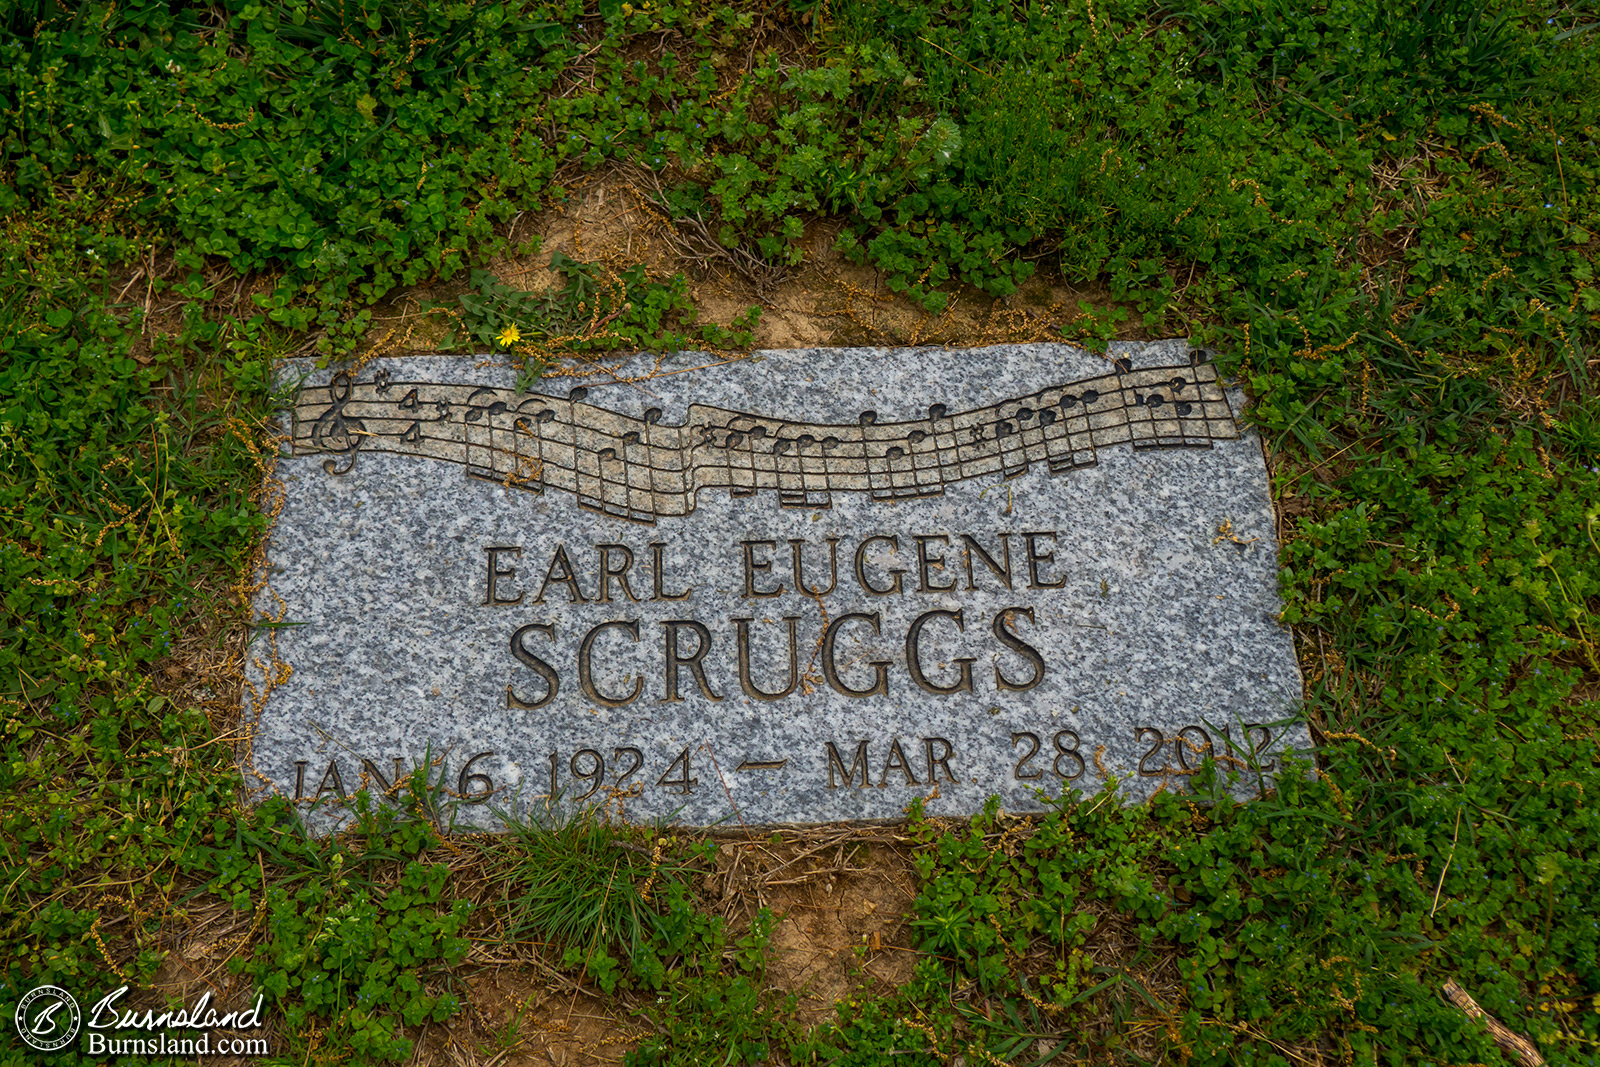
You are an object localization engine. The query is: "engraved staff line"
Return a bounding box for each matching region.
[300,408,1231,474]
[297,371,1228,451]
[299,374,1234,456]
[291,361,1237,522]
[295,374,1235,502]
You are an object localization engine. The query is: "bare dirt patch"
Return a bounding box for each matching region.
[432,974,640,1067]
[707,828,921,1024]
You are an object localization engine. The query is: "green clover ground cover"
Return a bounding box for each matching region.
[2,0,1598,1063]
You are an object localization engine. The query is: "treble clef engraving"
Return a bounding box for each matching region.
[310,371,366,475]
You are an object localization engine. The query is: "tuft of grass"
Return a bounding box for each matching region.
[497,806,665,964]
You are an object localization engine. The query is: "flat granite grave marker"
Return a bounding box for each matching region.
[242,340,1307,827]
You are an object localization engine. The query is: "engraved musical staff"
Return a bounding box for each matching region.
[290,358,1238,524]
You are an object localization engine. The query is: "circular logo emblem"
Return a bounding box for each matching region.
[15,985,81,1052]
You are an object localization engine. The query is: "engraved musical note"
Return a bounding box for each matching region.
[566,386,603,510]
[510,396,549,492]
[464,387,510,481]
[637,406,687,513]
[597,445,623,516]
[729,452,755,496]
[996,409,1029,480]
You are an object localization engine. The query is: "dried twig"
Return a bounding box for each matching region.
[625,165,788,295]
[1442,981,1546,1066]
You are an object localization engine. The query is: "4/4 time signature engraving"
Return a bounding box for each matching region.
[290,355,1237,523]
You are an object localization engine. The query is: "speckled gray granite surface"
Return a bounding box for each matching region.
[243,341,1307,829]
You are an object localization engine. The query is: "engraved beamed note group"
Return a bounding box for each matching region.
[292,356,1238,522]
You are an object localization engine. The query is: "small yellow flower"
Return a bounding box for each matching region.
[496,324,522,347]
